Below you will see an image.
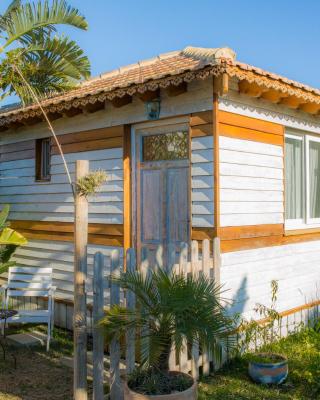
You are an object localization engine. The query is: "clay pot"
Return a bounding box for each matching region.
[123,372,197,400]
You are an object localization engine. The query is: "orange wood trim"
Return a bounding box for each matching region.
[213,91,220,236]
[221,235,283,252]
[53,126,124,145]
[191,227,215,241]
[52,136,123,154]
[123,124,132,254]
[219,110,284,136]
[221,224,284,240]
[278,299,320,318]
[18,229,123,246]
[11,220,123,236]
[190,123,212,137]
[285,227,320,236]
[221,229,320,252]
[219,123,284,146]
[190,111,212,126]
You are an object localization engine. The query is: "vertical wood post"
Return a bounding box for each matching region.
[191,240,199,380]
[110,250,122,400]
[126,249,136,375]
[213,237,221,287]
[74,160,89,400]
[93,252,105,400]
[179,242,189,373]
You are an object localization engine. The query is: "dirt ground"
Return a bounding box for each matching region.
[0,347,74,400]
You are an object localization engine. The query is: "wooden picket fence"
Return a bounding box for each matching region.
[91,238,221,400]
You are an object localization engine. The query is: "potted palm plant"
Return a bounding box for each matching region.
[100,267,234,399]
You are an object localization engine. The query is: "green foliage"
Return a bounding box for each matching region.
[100,268,235,376]
[199,323,320,399]
[0,205,27,274]
[235,280,282,355]
[128,368,193,395]
[76,170,107,198]
[0,0,90,104]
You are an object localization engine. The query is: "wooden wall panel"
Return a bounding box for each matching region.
[0,139,35,162]
[51,126,124,154]
[11,220,124,247]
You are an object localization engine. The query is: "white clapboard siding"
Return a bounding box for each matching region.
[11,240,122,300]
[221,240,320,319]
[220,136,284,227]
[0,147,124,224]
[191,136,214,227]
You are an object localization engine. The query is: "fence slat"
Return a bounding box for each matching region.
[179,242,189,374]
[110,250,122,400]
[126,249,136,375]
[191,241,199,380]
[201,239,210,375]
[93,252,105,400]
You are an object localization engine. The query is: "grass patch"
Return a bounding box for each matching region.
[199,326,320,400]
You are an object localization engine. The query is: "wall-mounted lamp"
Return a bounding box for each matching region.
[145,98,161,120]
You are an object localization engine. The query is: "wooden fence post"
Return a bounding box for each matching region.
[93,252,105,400]
[110,250,122,400]
[191,240,199,380]
[126,249,136,375]
[74,160,89,400]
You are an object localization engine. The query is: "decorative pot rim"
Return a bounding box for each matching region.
[249,352,288,367]
[123,371,197,398]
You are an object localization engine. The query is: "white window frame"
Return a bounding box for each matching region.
[285,130,320,230]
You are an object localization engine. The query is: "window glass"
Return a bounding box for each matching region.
[309,140,320,218]
[285,136,303,219]
[36,138,51,181]
[142,131,188,162]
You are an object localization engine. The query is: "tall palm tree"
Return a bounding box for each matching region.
[0,0,90,104]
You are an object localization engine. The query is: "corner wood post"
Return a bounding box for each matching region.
[93,252,105,400]
[74,160,89,400]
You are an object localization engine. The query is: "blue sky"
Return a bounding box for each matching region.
[2,0,320,89]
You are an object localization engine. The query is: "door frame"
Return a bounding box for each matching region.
[131,117,191,259]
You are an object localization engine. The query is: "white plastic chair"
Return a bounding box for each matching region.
[1,266,55,351]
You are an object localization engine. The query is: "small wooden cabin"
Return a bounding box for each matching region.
[0,46,319,322]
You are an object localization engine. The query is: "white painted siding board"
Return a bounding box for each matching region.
[220,149,283,169]
[221,189,283,202]
[221,202,283,214]
[220,176,283,191]
[220,136,283,156]
[12,239,122,300]
[191,136,214,228]
[220,163,283,180]
[221,213,283,226]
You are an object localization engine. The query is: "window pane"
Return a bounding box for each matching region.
[142,131,188,162]
[285,137,303,219]
[309,140,320,218]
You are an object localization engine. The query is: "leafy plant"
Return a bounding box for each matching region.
[100,268,235,394]
[76,169,107,197]
[0,205,27,274]
[235,280,283,355]
[0,0,90,104]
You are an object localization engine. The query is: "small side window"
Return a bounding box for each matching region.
[35,138,51,181]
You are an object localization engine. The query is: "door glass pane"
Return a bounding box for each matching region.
[309,140,320,218]
[285,137,303,219]
[142,131,188,161]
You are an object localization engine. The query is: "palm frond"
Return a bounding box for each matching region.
[4,0,88,49]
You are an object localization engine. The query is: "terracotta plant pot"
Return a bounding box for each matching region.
[248,353,288,384]
[123,372,197,400]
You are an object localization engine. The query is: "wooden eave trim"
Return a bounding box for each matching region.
[0,64,226,128]
[227,65,320,105]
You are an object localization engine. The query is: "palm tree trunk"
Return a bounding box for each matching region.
[156,338,172,373]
